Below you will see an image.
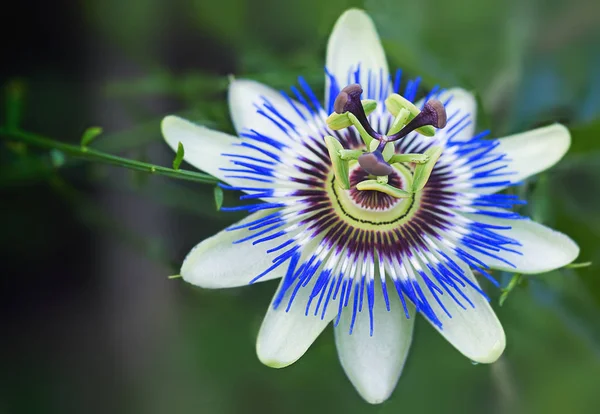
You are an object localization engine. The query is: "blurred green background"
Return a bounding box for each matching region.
[1,0,600,413]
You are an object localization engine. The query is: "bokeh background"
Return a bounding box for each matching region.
[2,0,600,413]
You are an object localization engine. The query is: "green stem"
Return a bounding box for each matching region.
[499,273,522,306]
[0,127,218,185]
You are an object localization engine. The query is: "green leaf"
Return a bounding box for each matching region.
[80,126,103,147]
[214,185,224,211]
[172,141,185,170]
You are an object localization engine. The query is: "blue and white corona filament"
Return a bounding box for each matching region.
[161,9,579,405]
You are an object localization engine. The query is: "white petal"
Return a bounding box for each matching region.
[488,124,571,192]
[334,286,414,404]
[161,115,271,189]
[425,265,505,363]
[162,115,236,180]
[228,79,308,137]
[256,275,338,368]
[181,210,289,288]
[326,9,389,107]
[437,88,477,142]
[465,213,579,274]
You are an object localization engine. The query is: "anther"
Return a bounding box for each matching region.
[388,99,447,142]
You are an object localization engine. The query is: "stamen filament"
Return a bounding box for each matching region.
[412,146,443,192]
[389,153,430,164]
[339,149,364,160]
[324,135,350,190]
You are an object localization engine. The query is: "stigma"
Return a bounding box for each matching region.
[324,84,448,198]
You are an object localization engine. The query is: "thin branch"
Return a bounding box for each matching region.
[0,128,219,185]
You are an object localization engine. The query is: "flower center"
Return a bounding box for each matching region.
[323,83,447,201]
[325,162,420,231]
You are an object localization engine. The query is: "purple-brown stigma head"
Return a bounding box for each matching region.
[358,151,394,176]
[334,83,364,114]
[388,99,447,142]
[421,99,447,129]
[333,84,381,141]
